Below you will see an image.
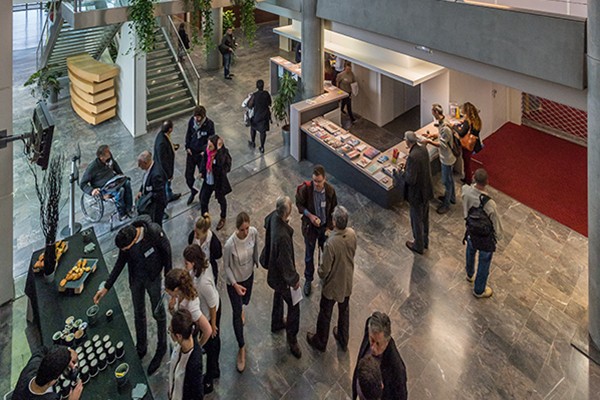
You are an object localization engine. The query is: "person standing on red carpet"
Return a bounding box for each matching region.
[462,168,504,298]
[453,102,483,184]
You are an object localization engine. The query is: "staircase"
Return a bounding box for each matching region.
[146,29,196,126]
[40,19,121,77]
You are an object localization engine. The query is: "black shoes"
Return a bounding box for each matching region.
[187,189,198,205]
[147,348,166,376]
[203,382,214,394]
[306,332,326,352]
[333,326,347,352]
[225,76,232,80]
[248,140,256,148]
[303,281,312,296]
[168,193,181,203]
[288,338,302,359]
[271,317,287,333]
[259,146,265,154]
[436,205,450,214]
[405,241,424,255]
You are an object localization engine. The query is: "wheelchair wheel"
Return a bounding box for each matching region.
[81,193,104,223]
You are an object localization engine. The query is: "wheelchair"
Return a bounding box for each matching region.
[80,175,130,230]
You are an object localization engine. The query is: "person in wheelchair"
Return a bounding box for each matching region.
[80,145,133,220]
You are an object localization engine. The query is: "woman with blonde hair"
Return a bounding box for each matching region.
[164,268,212,347]
[183,244,221,394]
[188,212,222,284]
[454,102,482,184]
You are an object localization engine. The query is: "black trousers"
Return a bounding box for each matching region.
[314,295,350,349]
[200,182,227,219]
[271,288,300,342]
[204,304,221,384]
[129,276,167,355]
[185,152,203,192]
[226,274,254,348]
[409,201,429,252]
[341,97,355,121]
[250,128,267,148]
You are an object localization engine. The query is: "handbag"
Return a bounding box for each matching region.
[460,132,477,152]
[136,192,154,215]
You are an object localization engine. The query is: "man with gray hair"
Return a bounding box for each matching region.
[394,131,433,254]
[307,205,356,352]
[136,150,167,225]
[263,196,302,358]
[352,312,408,400]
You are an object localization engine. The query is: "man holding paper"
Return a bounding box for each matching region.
[306,205,356,352]
[264,196,302,359]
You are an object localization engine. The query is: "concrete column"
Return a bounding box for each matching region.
[588,0,600,347]
[301,0,323,99]
[206,8,223,71]
[0,2,14,305]
[115,23,147,137]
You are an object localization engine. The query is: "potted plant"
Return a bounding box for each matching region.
[272,72,299,146]
[24,66,62,103]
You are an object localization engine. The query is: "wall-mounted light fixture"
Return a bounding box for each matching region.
[415,45,432,54]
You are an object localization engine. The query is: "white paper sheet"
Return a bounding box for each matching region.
[291,286,303,306]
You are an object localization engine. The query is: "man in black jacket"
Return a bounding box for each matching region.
[13,345,82,400]
[352,312,408,400]
[136,151,167,225]
[80,144,133,220]
[154,120,181,204]
[295,164,338,296]
[248,79,272,153]
[395,131,434,255]
[185,105,215,205]
[93,215,172,376]
[264,196,302,359]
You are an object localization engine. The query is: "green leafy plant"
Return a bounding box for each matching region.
[272,73,299,130]
[24,66,61,100]
[233,0,256,46]
[223,9,236,33]
[128,0,157,53]
[199,0,215,56]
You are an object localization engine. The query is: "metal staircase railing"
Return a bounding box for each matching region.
[36,2,65,70]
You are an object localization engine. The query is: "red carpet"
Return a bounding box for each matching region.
[472,122,588,236]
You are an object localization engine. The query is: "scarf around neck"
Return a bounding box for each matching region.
[206,147,217,172]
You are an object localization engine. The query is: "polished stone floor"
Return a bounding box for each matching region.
[3,10,600,400]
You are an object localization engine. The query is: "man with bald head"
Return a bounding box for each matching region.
[394,131,433,255]
[137,150,167,225]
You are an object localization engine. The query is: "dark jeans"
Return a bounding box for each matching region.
[226,274,254,348]
[129,276,167,355]
[462,147,473,184]
[200,182,227,219]
[314,295,350,349]
[304,226,327,282]
[271,288,300,342]
[250,128,266,148]
[409,201,429,252]
[341,97,355,121]
[185,152,203,192]
[466,237,494,295]
[223,52,232,77]
[106,179,133,216]
[441,163,456,206]
[148,202,166,227]
[204,305,222,384]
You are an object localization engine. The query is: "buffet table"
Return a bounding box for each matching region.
[301,117,439,208]
[25,228,153,400]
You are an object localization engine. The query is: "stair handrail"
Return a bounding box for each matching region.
[36,3,65,70]
[163,16,201,106]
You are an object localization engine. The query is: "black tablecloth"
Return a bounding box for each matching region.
[25,228,154,400]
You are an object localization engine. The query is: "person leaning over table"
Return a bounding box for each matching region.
[93,214,172,376]
[168,309,204,400]
[13,345,83,400]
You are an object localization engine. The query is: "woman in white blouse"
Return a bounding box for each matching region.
[168,309,203,400]
[223,212,259,372]
[183,244,221,394]
[165,268,212,346]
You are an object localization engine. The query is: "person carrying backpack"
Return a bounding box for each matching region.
[461,168,504,298]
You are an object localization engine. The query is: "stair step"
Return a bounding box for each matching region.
[147,87,189,103]
[146,69,182,83]
[147,63,178,75]
[147,95,194,114]
[147,103,196,126]
[147,80,186,94]
[146,55,175,68]
[148,48,171,59]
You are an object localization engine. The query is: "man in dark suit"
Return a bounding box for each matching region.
[185,105,215,205]
[154,120,181,204]
[248,79,272,153]
[352,312,408,400]
[136,151,167,226]
[263,196,302,359]
[395,131,433,254]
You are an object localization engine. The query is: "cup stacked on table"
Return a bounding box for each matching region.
[52,316,88,349]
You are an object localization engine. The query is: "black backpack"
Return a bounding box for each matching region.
[464,194,496,251]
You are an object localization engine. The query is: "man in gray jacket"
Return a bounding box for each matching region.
[306,205,357,352]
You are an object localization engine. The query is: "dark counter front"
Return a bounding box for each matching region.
[304,132,404,208]
[25,228,154,400]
